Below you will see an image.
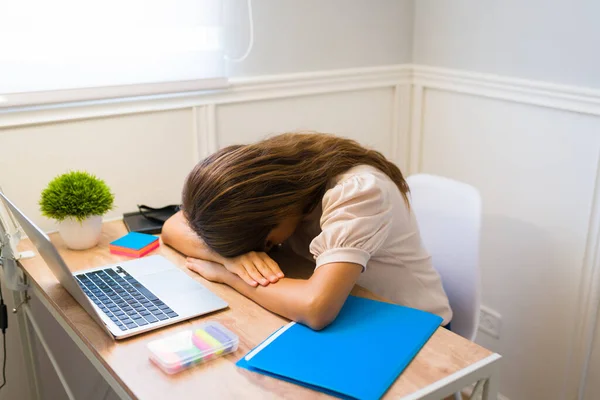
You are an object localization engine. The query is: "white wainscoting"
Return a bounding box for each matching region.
[216,88,397,157]
[0,66,410,235]
[0,110,195,233]
[2,64,600,400]
[410,65,600,400]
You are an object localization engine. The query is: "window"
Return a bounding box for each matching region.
[0,0,226,107]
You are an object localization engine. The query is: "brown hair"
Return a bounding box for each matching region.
[182,132,409,257]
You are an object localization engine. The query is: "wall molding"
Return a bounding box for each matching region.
[194,105,219,162]
[392,84,412,173]
[412,65,600,117]
[3,64,600,130]
[0,65,411,129]
[408,84,424,176]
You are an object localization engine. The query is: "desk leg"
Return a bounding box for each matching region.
[481,363,500,400]
[482,377,499,400]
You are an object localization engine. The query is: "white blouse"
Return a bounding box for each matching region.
[286,165,453,325]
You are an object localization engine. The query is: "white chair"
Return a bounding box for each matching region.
[407,174,483,400]
[406,174,482,341]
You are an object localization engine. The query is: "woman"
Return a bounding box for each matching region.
[162,133,452,330]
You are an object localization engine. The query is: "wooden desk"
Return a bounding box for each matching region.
[17,221,500,399]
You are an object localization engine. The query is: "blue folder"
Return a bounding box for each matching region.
[236,295,443,400]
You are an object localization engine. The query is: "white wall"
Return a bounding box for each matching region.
[216,89,395,157]
[412,79,600,400]
[413,0,600,89]
[413,3,600,398]
[0,91,402,233]
[0,111,194,233]
[225,0,414,76]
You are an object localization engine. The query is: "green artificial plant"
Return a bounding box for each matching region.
[39,171,115,222]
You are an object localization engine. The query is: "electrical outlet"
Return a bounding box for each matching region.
[479,306,502,339]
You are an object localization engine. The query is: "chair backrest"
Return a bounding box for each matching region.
[406,174,482,340]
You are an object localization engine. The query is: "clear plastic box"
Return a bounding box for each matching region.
[147,321,239,374]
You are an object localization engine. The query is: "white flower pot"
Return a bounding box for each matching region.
[58,215,103,250]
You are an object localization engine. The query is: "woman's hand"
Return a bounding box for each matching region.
[185,257,231,284]
[223,251,284,287]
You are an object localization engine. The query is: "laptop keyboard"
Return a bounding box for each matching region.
[75,267,179,331]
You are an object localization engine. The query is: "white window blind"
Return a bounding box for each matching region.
[0,0,226,107]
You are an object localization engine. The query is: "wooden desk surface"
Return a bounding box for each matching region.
[18,221,493,399]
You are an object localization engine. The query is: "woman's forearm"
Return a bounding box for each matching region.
[185,256,362,330]
[162,211,227,264]
[223,272,323,328]
[223,262,362,330]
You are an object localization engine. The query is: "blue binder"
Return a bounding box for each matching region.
[236,295,443,400]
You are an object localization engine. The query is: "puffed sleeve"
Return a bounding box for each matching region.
[310,172,393,270]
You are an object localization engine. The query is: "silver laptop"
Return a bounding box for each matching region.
[0,191,228,339]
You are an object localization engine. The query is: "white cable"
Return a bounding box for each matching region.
[225,0,254,62]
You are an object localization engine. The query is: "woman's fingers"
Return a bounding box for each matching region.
[223,252,284,286]
[264,256,284,279]
[185,260,201,274]
[185,258,224,283]
[252,254,279,283]
[236,267,259,287]
[242,261,269,286]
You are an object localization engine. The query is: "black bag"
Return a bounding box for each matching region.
[123,204,180,234]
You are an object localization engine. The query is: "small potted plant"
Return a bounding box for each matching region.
[40,171,115,250]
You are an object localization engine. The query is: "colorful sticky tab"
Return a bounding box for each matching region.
[193,329,224,356]
[147,322,239,374]
[205,325,235,352]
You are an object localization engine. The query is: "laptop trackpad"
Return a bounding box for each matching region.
[138,269,222,314]
[140,269,203,295]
